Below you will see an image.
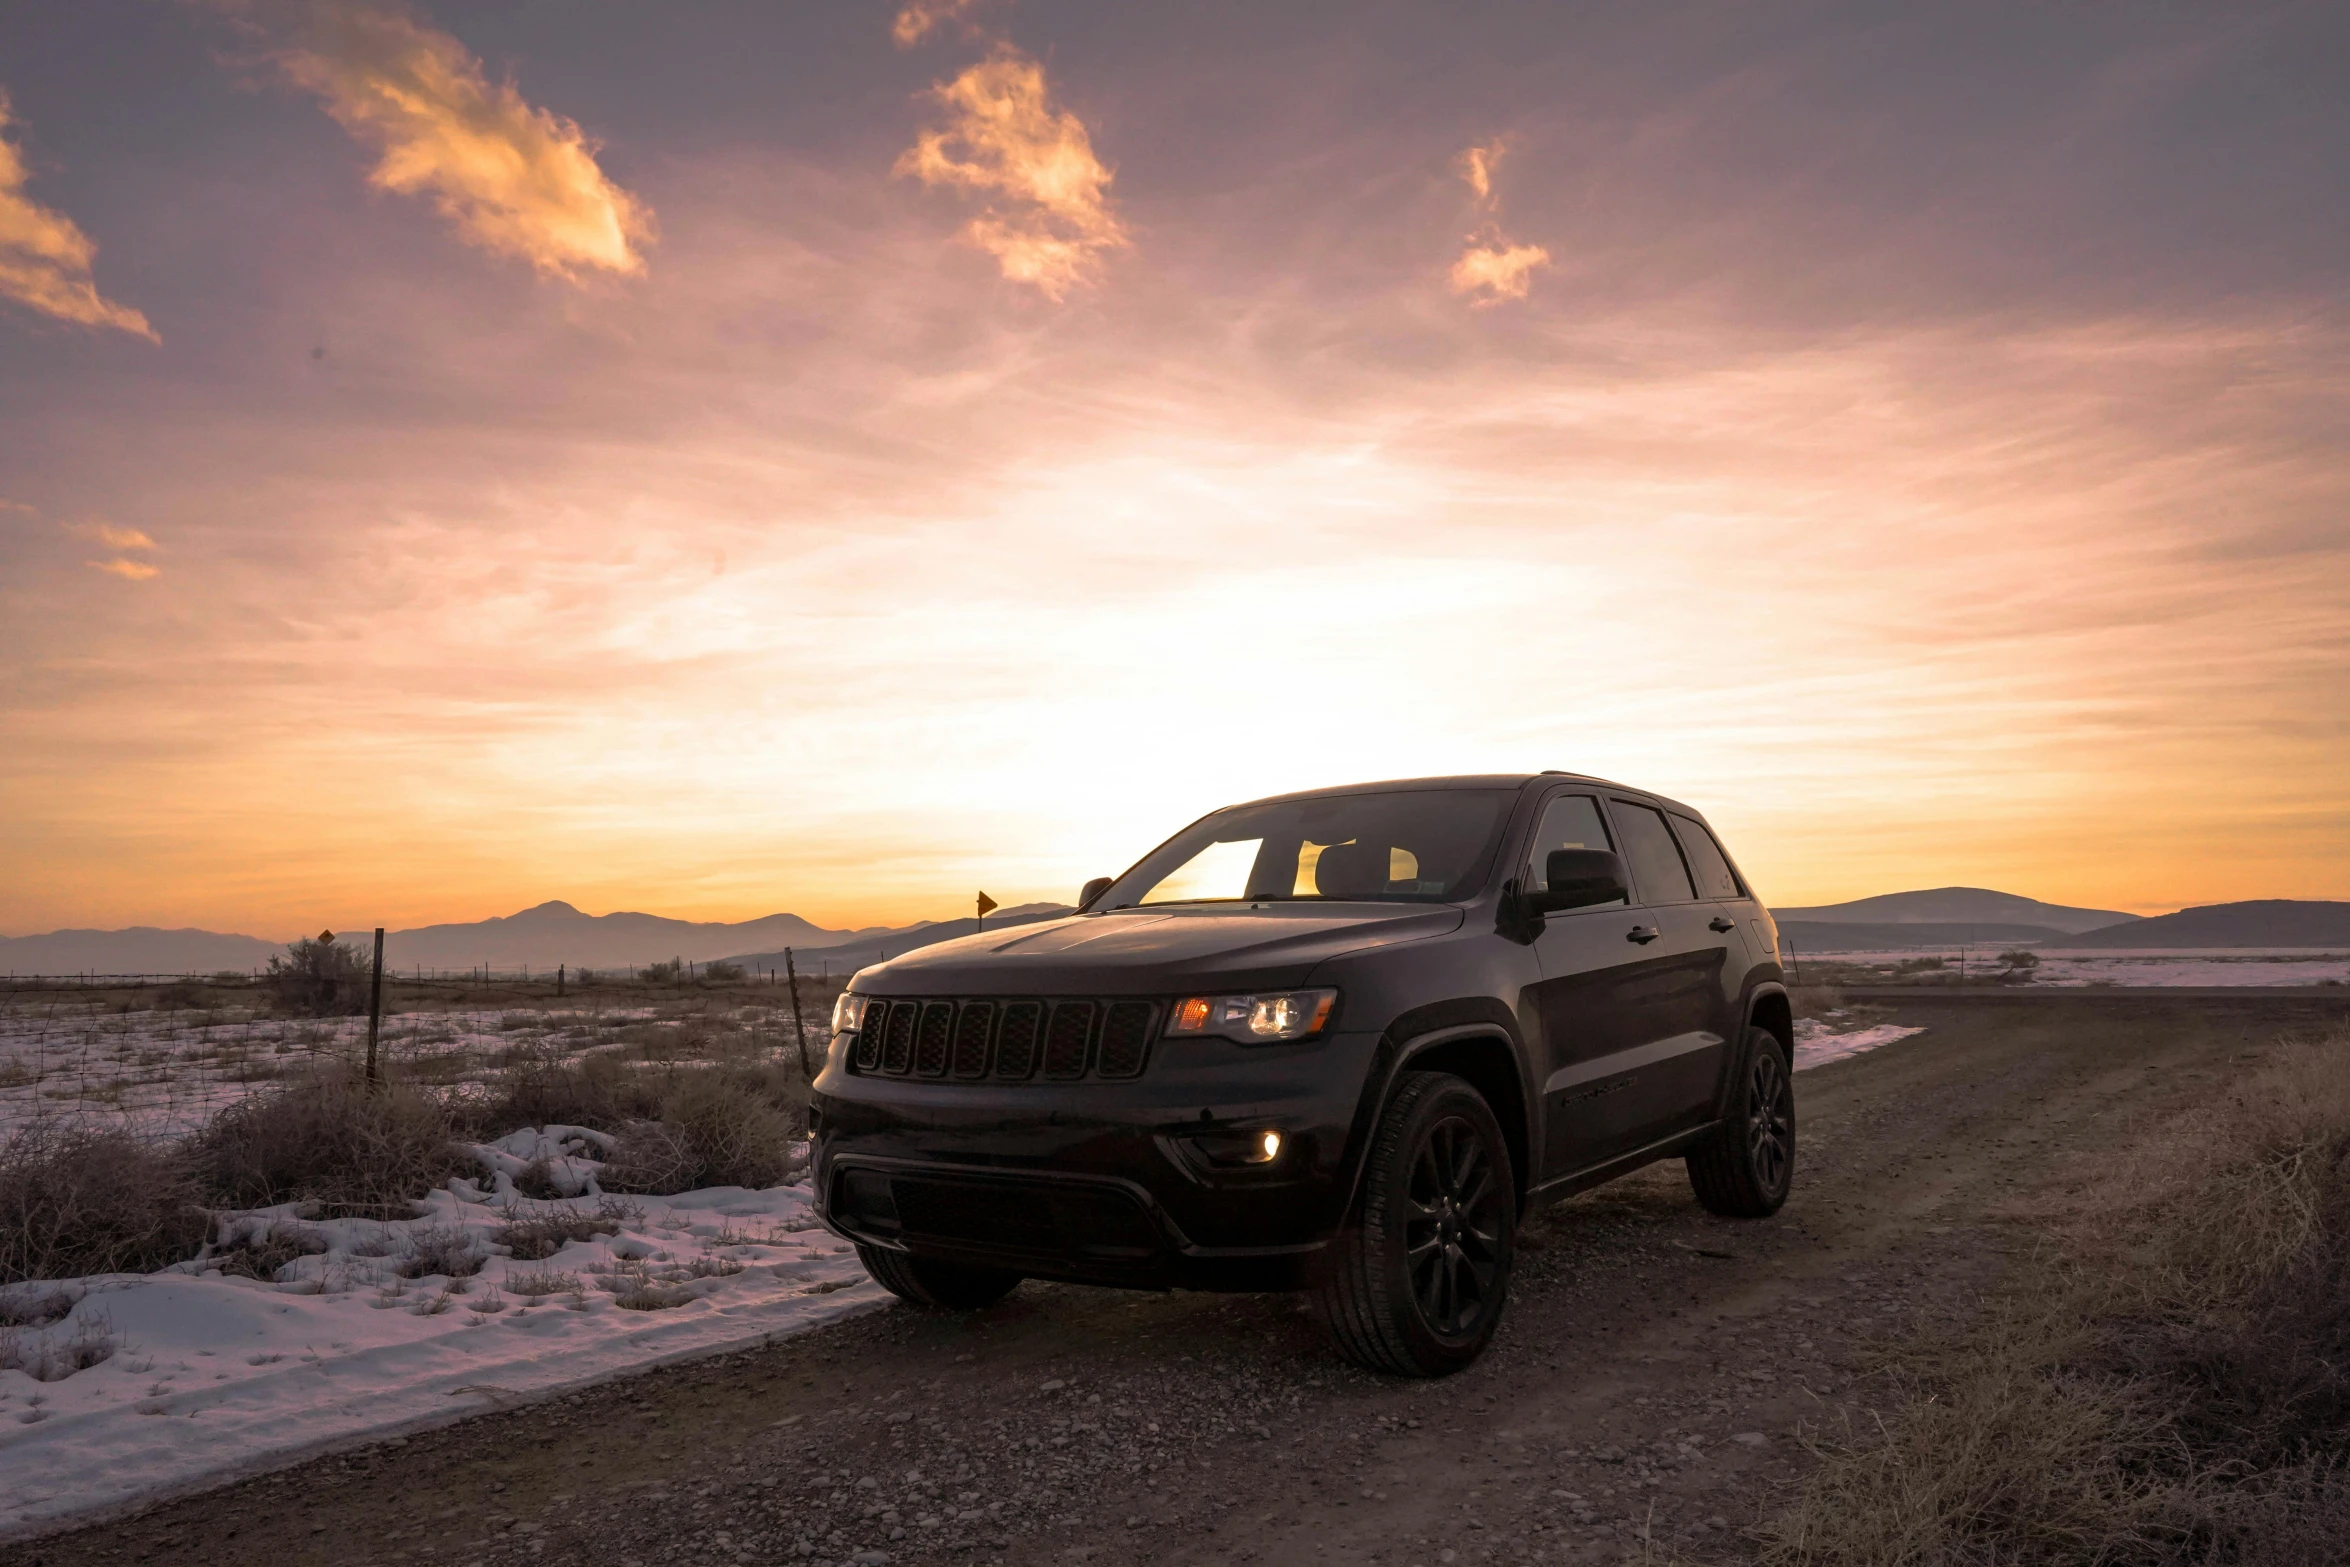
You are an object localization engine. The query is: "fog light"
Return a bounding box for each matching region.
[1192,1126,1287,1167]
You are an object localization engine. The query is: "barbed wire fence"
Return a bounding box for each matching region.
[0,962,846,1148]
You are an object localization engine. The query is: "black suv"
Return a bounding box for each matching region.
[811,774,1793,1375]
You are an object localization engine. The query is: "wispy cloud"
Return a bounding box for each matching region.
[1448,135,1546,306]
[892,0,984,47]
[0,95,156,339]
[72,520,157,551]
[1458,137,1507,206]
[897,48,1126,298]
[1449,240,1550,305]
[264,0,652,279]
[88,557,159,580]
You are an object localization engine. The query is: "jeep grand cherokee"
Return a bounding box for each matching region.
[810,773,1794,1376]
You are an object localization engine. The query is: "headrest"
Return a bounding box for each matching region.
[1313,841,1389,898]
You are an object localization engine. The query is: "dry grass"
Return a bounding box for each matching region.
[1760,1024,2350,1567]
[0,1123,209,1283]
[600,1066,806,1195]
[493,1195,643,1261]
[189,1069,463,1215]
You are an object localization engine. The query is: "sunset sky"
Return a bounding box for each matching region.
[3,0,2346,938]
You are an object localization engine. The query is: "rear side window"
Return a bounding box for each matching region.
[1523,793,1625,904]
[1609,801,1697,904]
[1671,815,1744,901]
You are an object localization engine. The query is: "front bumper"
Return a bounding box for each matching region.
[810,1028,1380,1292]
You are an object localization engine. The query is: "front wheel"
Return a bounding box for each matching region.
[1686,1026,1795,1217]
[1316,1071,1516,1377]
[855,1244,1021,1309]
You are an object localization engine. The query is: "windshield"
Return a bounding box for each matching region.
[1100,789,1517,908]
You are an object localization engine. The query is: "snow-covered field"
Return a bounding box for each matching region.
[0,987,1929,1543]
[0,1142,880,1540]
[0,994,795,1138]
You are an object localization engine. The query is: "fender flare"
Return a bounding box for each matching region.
[1327,999,1534,1228]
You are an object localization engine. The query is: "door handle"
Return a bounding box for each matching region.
[1627,924,1660,944]
[1709,916,1736,933]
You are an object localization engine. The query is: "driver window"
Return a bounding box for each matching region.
[1525,795,1623,903]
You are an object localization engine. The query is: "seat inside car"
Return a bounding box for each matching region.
[1312,840,1390,898]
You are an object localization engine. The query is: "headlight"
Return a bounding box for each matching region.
[831,993,870,1033]
[1166,989,1337,1043]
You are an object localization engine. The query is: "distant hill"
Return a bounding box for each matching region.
[1779,920,2078,953]
[1774,887,2139,936]
[378,901,895,971]
[727,904,1074,977]
[2062,900,2350,949]
[0,900,1014,977]
[0,927,283,976]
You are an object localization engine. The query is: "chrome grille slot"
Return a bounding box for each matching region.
[1095,1001,1155,1079]
[994,1001,1043,1079]
[914,1002,955,1077]
[1042,1001,1096,1080]
[849,1014,882,1072]
[951,1002,995,1078]
[880,1001,917,1074]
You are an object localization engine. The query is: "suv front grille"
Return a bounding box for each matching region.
[851,997,1160,1083]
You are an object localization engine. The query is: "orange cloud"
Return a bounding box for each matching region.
[88,557,159,580]
[1449,240,1550,305]
[77,521,156,551]
[0,95,156,339]
[892,0,984,47]
[1459,137,1507,206]
[268,1,652,278]
[897,48,1126,298]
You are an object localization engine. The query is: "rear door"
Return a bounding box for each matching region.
[1521,791,1670,1175]
[1600,798,1738,1148]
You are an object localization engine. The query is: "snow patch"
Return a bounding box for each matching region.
[0,1145,877,1540]
[1793,1017,1925,1071]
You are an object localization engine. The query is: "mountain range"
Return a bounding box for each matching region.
[7,889,2346,974]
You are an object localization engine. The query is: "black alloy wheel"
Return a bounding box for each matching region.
[1745,1045,1792,1195]
[1405,1112,1507,1336]
[1318,1071,1517,1377]
[1687,1025,1796,1218]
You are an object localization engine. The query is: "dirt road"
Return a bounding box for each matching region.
[15,994,2347,1567]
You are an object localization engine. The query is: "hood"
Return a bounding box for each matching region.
[852,903,1465,997]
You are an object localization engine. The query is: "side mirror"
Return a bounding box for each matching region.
[1525,849,1629,914]
[1078,876,1113,911]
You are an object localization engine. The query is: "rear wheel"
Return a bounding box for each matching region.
[1316,1071,1516,1377]
[1686,1025,1795,1217]
[855,1244,1021,1309]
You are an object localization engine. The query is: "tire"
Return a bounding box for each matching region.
[1686,1025,1795,1218]
[855,1244,1021,1310]
[1315,1071,1517,1377]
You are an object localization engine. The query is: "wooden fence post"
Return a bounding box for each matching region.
[785,947,811,1079]
[365,927,385,1086]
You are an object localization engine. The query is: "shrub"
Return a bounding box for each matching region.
[395,1224,483,1280]
[640,958,684,984]
[494,1195,642,1261]
[0,1124,209,1283]
[189,1069,461,1214]
[600,1068,804,1194]
[446,1049,666,1139]
[213,1220,326,1282]
[265,931,374,1017]
[701,961,745,984]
